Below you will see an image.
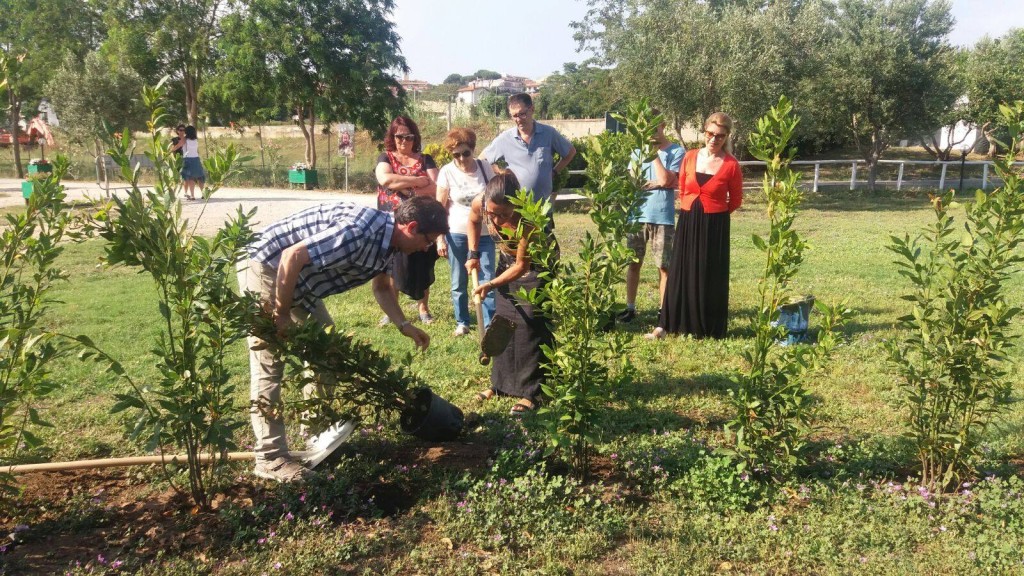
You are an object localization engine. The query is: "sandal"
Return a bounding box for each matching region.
[419,312,435,325]
[644,327,667,341]
[475,389,496,402]
[510,399,536,416]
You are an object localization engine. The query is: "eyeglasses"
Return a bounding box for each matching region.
[705,130,728,141]
[394,134,416,142]
[510,109,532,119]
[451,150,472,159]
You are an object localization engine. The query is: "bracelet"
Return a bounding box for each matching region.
[467,250,481,260]
[397,320,412,331]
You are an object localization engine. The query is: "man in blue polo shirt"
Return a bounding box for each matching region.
[480,93,576,205]
[238,196,449,482]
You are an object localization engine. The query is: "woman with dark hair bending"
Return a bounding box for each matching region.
[469,171,556,415]
[648,111,743,340]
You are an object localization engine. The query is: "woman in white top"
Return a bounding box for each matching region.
[435,128,496,336]
[170,125,205,200]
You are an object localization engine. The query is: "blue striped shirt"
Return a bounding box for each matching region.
[248,203,396,311]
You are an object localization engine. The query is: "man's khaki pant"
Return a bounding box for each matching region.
[237,259,333,461]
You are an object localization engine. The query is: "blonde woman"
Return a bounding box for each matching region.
[648,112,743,340]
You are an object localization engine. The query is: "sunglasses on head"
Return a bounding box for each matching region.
[394,134,416,142]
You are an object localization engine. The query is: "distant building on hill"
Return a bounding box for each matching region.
[455,75,532,105]
[399,73,432,94]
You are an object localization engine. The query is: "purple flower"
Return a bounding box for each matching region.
[274,562,282,569]
[98,554,107,565]
[610,453,618,460]
[285,512,294,521]
[111,560,124,569]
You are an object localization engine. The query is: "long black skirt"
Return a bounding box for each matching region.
[490,261,552,402]
[657,198,731,339]
[391,248,438,301]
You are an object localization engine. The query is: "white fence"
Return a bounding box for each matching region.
[736,159,1024,192]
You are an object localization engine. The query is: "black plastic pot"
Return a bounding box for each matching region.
[399,387,464,441]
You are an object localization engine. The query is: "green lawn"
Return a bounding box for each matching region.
[4,193,1024,575]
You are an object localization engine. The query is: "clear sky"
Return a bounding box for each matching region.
[391,0,1024,84]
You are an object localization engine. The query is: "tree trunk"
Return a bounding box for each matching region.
[9,94,23,179]
[308,108,317,170]
[867,129,887,192]
[184,70,200,127]
[296,102,314,169]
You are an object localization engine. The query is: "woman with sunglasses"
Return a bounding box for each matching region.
[647,112,743,340]
[470,171,556,415]
[435,128,496,337]
[170,124,186,157]
[375,116,439,324]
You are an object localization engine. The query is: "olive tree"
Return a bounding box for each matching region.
[213,0,407,169]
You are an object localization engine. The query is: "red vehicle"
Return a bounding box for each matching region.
[0,128,37,147]
[0,116,53,148]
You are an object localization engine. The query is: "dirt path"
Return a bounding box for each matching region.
[0,178,377,236]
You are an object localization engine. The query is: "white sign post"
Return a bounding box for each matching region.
[338,123,355,193]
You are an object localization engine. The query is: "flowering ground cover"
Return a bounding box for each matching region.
[2,196,1023,574]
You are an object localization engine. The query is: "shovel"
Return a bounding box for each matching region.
[472,268,516,365]
[472,268,486,347]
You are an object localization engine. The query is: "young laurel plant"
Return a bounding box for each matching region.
[79,80,258,511]
[887,101,1024,493]
[248,312,421,433]
[514,99,659,478]
[724,96,850,482]
[0,158,82,493]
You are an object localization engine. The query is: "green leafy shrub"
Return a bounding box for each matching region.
[421,142,451,168]
[515,100,659,477]
[248,313,425,433]
[724,96,851,481]
[0,158,82,492]
[80,80,257,510]
[886,101,1024,492]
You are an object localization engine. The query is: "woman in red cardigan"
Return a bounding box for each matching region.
[647,112,743,340]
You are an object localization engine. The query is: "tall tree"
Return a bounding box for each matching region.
[961,29,1024,157]
[46,50,147,178]
[0,0,103,176]
[822,0,956,188]
[573,0,830,150]
[534,62,622,119]
[214,0,406,169]
[104,0,231,126]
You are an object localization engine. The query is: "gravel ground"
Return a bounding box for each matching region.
[0,178,376,236]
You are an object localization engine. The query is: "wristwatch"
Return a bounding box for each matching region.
[467,250,481,260]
